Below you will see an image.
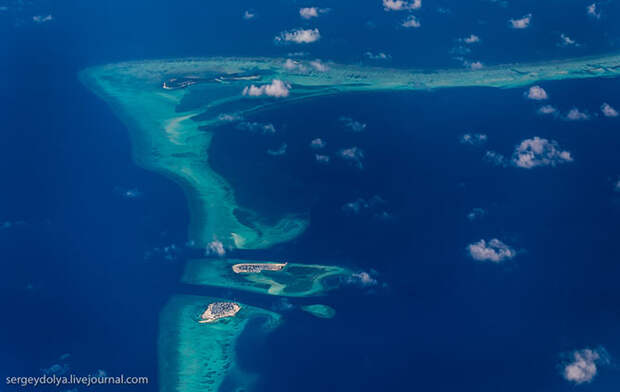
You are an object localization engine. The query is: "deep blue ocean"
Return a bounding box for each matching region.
[2,1,620,391]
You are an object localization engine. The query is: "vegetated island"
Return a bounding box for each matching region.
[197,301,241,323]
[182,258,352,297]
[301,304,336,319]
[79,54,620,251]
[159,295,280,392]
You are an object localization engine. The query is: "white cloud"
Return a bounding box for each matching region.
[283,58,307,72]
[342,200,364,214]
[33,14,53,23]
[267,143,287,156]
[451,46,471,56]
[467,208,487,221]
[485,150,507,167]
[342,196,392,221]
[123,188,142,199]
[563,348,609,384]
[287,51,309,57]
[348,271,378,286]
[460,133,488,146]
[538,105,557,115]
[300,7,318,19]
[601,103,618,118]
[218,113,243,122]
[365,51,392,60]
[340,116,367,132]
[242,79,291,97]
[275,28,321,44]
[469,61,484,70]
[206,240,226,257]
[509,14,532,29]
[565,108,590,121]
[309,59,329,72]
[402,15,421,28]
[340,147,365,168]
[283,59,327,72]
[299,7,329,19]
[342,196,386,215]
[243,10,256,20]
[587,3,601,19]
[456,57,483,70]
[315,154,330,164]
[144,240,192,262]
[559,33,578,47]
[467,239,516,263]
[310,138,326,149]
[114,186,143,200]
[383,0,421,11]
[236,121,277,134]
[461,34,480,44]
[42,363,70,376]
[512,137,573,169]
[526,85,548,100]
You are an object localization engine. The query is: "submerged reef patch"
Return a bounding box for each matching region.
[158,295,280,392]
[182,258,353,297]
[301,304,336,319]
[79,55,620,250]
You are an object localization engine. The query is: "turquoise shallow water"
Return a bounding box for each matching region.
[4,1,620,391]
[208,81,620,391]
[79,54,620,253]
[76,57,620,391]
[159,295,280,392]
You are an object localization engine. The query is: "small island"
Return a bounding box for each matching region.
[80,55,620,251]
[159,295,281,392]
[214,73,261,83]
[162,77,204,90]
[301,304,336,319]
[198,302,241,323]
[232,262,287,274]
[183,258,353,297]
